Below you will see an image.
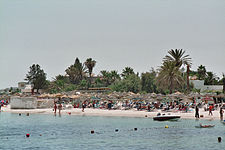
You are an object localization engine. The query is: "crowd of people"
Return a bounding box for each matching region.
[52,97,225,121]
[195,103,225,120]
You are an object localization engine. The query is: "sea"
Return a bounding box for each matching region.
[0,112,224,150]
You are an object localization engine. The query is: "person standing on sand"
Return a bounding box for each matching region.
[82,102,86,112]
[209,105,213,116]
[195,105,199,119]
[220,107,224,120]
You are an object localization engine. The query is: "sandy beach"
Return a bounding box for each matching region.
[1,105,222,120]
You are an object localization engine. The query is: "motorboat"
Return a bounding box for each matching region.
[153,113,181,121]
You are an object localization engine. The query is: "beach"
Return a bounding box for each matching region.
[1,105,222,120]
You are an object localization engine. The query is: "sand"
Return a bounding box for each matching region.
[1,105,222,120]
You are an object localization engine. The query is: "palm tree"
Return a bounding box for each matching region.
[164,49,192,92]
[222,73,225,93]
[84,58,96,87]
[121,67,134,78]
[65,58,87,84]
[204,72,218,85]
[164,49,191,67]
[100,70,111,86]
[110,70,121,83]
[85,58,96,78]
[197,65,206,80]
[157,61,184,94]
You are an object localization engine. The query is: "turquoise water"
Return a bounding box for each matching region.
[0,112,225,150]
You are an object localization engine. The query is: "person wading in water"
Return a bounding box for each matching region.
[58,103,62,116]
[54,101,57,115]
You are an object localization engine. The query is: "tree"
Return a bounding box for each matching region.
[222,73,225,93]
[94,77,104,87]
[84,58,96,78]
[79,79,88,89]
[197,65,206,80]
[100,70,120,86]
[163,49,192,92]
[46,74,76,93]
[121,67,135,78]
[141,68,157,93]
[204,72,219,85]
[84,58,96,87]
[110,74,141,93]
[110,70,121,83]
[65,58,87,84]
[25,64,47,93]
[164,49,191,67]
[156,61,184,94]
[100,70,111,86]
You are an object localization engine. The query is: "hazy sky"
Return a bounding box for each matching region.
[0,0,225,89]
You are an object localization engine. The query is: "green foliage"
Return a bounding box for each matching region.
[65,84,77,92]
[197,65,206,80]
[55,75,70,83]
[46,74,76,93]
[163,49,192,93]
[204,72,219,85]
[65,57,87,84]
[110,74,141,93]
[84,58,96,78]
[192,88,201,94]
[157,61,184,94]
[94,77,104,87]
[25,64,47,92]
[164,49,192,67]
[121,67,135,78]
[141,69,157,93]
[189,70,198,77]
[100,70,121,87]
[78,79,88,89]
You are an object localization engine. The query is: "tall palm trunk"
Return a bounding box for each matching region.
[223,74,225,93]
[170,77,173,94]
[187,65,190,93]
[88,72,92,88]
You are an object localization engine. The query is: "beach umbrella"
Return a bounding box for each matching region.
[69,95,80,99]
[217,93,225,98]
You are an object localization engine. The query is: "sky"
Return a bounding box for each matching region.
[0,0,225,89]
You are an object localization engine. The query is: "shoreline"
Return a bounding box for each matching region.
[1,106,223,120]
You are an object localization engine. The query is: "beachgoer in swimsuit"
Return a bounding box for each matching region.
[58,103,62,115]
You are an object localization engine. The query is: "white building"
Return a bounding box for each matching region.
[191,80,223,92]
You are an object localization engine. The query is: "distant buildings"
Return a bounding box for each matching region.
[190,79,223,92]
[18,82,43,94]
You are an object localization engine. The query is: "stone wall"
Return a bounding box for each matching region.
[10,96,37,109]
[37,99,54,109]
